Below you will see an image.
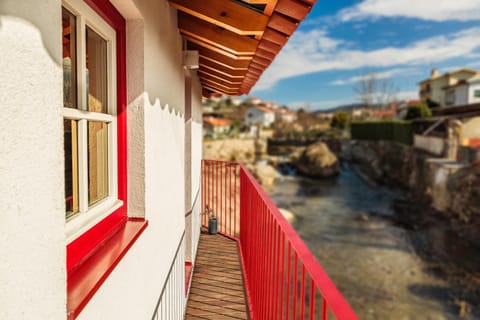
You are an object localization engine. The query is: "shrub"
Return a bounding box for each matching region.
[405,103,432,120]
[331,112,350,130]
[351,120,413,145]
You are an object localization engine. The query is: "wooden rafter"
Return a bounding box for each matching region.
[201,78,240,92]
[178,12,259,56]
[188,43,251,69]
[200,61,248,78]
[171,0,316,96]
[169,0,268,35]
[202,84,239,96]
[198,70,243,85]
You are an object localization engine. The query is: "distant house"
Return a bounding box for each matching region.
[203,117,231,137]
[245,105,275,127]
[274,108,297,123]
[369,106,398,119]
[419,68,480,107]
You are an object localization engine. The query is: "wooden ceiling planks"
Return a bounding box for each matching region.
[169,0,268,35]
[169,0,316,97]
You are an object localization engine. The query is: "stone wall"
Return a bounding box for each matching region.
[342,140,480,224]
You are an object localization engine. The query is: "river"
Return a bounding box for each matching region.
[269,163,479,320]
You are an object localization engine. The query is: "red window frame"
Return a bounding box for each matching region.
[66,0,127,273]
[66,1,148,318]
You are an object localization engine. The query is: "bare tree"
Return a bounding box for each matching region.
[353,73,398,109]
[354,73,376,109]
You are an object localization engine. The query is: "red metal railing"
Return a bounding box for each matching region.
[201,159,358,320]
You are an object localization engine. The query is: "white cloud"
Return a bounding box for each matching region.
[395,90,419,101]
[254,27,480,91]
[339,0,480,22]
[330,68,417,86]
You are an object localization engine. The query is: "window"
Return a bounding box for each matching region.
[445,90,455,106]
[474,89,480,98]
[62,1,121,242]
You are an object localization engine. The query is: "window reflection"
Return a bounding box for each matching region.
[86,27,108,113]
[88,121,109,205]
[62,8,77,109]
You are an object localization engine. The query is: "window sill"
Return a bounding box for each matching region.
[67,218,148,319]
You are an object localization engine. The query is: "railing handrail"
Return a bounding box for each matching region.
[238,163,358,320]
[201,159,358,319]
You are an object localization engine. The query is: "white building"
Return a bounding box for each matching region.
[245,106,276,127]
[0,1,357,320]
[444,78,480,107]
[419,68,480,107]
[274,108,297,123]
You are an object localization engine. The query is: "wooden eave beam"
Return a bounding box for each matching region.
[169,0,268,35]
[268,12,298,35]
[198,71,243,85]
[178,12,259,56]
[202,84,239,96]
[275,0,311,21]
[201,78,241,91]
[200,61,248,78]
[189,43,251,69]
[263,27,289,46]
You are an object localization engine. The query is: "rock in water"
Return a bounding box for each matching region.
[295,142,340,178]
[248,162,278,190]
[278,208,295,223]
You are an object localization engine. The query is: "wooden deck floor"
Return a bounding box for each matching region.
[185,231,248,320]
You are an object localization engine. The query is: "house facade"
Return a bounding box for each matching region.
[203,116,231,137]
[419,68,480,107]
[245,106,276,127]
[274,108,297,123]
[1,0,330,319]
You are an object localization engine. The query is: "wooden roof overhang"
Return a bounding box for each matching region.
[168,0,316,97]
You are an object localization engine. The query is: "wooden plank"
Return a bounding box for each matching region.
[200,60,248,78]
[202,84,239,96]
[254,48,276,61]
[251,55,271,67]
[178,12,259,56]
[169,0,268,35]
[258,38,281,54]
[263,27,289,46]
[201,78,241,91]
[185,232,247,320]
[268,12,298,35]
[189,43,251,69]
[199,70,243,86]
[275,0,311,21]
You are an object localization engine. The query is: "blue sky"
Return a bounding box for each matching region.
[250,0,480,110]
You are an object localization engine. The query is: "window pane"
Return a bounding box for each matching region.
[86,27,108,113]
[62,8,77,109]
[88,121,109,206]
[65,119,79,217]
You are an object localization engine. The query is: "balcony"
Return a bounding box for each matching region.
[186,160,357,319]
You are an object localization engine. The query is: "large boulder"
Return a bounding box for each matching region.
[295,142,340,178]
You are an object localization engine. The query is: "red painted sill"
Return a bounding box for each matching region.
[67,219,148,319]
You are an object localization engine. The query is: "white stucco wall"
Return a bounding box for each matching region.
[468,82,480,104]
[453,85,469,106]
[245,108,275,127]
[0,1,66,319]
[79,95,186,320]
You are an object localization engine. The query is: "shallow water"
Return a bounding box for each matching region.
[270,164,479,320]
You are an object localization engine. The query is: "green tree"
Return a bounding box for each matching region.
[331,112,350,129]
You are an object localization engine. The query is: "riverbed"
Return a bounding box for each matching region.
[269,163,479,320]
